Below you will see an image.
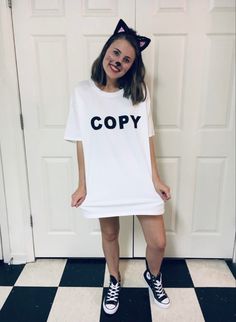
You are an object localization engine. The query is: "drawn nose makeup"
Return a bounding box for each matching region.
[115,61,121,67]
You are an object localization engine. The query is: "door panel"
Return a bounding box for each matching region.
[134,0,235,257]
[12,0,135,257]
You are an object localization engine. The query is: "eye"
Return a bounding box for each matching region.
[113,50,119,56]
[124,57,131,64]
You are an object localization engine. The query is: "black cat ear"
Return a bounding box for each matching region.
[112,19,151,52]
[113,19,129,35]
[138,36,151,52]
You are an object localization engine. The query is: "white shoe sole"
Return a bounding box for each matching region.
[103,298,119,315]
[144,276,170,309]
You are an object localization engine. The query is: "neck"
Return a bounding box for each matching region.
[102,78,119,92]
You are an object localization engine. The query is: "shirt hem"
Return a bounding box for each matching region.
[78,204,165,219]
[64,136,83,142]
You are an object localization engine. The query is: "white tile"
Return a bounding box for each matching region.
[15,259,67,286]
[150,288,205,322]
[0,287,12,310]
[47,287,102,322]
[186,259,236,287]
[104,259,147,287]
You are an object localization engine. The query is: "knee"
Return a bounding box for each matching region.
[148,238,166,253]
[101,229,119,242]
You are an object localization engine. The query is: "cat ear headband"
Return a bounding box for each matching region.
[112,19,151,52]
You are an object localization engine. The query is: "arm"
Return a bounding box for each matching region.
[76,141,86,188]
[71,141,87,207]
[149,136,171,201]
[149,136,161,183]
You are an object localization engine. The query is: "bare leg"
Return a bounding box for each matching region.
[137,215,166,276]
[99,217,120,281]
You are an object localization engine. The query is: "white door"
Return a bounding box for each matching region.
[11,0,235,258]
[134,0,235,257]
[11,0,135,257]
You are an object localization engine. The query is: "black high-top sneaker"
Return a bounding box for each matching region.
[103,275,121,315]
[144,261,170,309]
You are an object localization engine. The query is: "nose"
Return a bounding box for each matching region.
[115,61,121,67]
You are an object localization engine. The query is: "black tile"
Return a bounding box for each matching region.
[195,287,236,322]
[160,258,194,287]
[59,258,106,287]
[0,286,57,322]
[0,261,25,286]
[226,259,236,279]
[100,287,152,322]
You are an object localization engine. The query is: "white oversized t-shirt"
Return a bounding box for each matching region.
[64,79,164,218]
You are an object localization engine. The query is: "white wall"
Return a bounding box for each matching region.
[0,0,34,264]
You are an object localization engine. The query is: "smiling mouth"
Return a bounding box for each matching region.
[109,64,121,72]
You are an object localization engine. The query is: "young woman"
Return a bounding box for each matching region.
[64,19,171,315]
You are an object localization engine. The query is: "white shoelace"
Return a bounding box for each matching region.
[106,283,120,302]
[153,278,166,298]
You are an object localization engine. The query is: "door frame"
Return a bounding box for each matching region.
[0,0,34,264]
[0,145,11,262]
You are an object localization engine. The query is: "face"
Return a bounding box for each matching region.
[102,39,136,83]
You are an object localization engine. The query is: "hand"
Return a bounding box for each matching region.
[153,179,171,202]
[71,186,87,208]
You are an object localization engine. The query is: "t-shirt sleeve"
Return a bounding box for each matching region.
[146,87,155,137]
[64,88,82,142]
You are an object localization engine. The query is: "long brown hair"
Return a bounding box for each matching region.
[91,32,147,105]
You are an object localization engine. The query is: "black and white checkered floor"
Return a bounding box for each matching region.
[0,258,235,322]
